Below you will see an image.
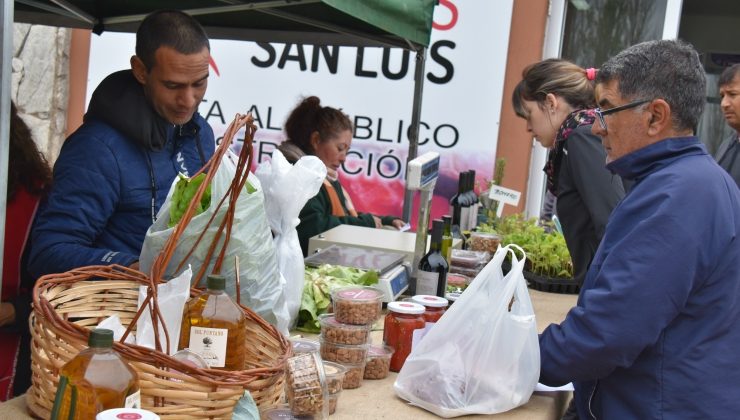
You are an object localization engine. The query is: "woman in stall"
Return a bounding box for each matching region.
[1,102,52,400]
[278,96,406,256]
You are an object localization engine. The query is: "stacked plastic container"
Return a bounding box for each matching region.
[448,249,492,283]
[320,286,383,390]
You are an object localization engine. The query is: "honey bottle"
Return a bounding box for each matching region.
[179,274,247,370]
[51,328,140,420]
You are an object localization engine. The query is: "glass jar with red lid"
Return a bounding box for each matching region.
[410,295,449,323]
[383,301,426,372]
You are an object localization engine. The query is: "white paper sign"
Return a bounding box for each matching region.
[489,185,521,218]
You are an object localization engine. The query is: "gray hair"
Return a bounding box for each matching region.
[595,39,706,132]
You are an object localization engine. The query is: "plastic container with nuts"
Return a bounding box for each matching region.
[319,314,371,345]
[284,352,328,418]
[331,286,383,325]
[339,362,366,389]
[328,393,340,415]
[260,404,315,419]
[468,231,501,253]
[320,339,369,364]
[290,337,320,355]
[364,345,394,380]
[322,361,347,395]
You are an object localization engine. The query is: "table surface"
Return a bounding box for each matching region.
[0,289,577,419]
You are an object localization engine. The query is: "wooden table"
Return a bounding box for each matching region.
[0,289,577,419]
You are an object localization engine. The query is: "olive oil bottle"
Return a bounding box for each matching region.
[179,275,247,371]
[51,328,140,420]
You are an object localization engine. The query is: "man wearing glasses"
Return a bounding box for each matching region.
[538,40,740,419]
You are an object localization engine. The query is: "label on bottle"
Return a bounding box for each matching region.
[416,270,440,296]
[124,390,141,409]
[189,326,228,368]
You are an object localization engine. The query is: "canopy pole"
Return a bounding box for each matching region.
[402,48,427,223]
[0,0,13,298]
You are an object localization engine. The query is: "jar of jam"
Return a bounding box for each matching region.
[383,301,425,372]
[410,295,449,323]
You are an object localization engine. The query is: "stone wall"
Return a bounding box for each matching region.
[12,23,70,165]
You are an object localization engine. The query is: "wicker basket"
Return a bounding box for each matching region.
[28,114,291,419]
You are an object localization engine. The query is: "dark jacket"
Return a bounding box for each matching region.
[556,125,624,285]
[540,137,740,419]
[714,132,740,188]
[28,70,215,278]
[296,179,397,256]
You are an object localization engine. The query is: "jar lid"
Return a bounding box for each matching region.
[367,344,394,357]
[96,408,160,420]
[410,295,449,308]
[289,337,320,354]
[387,301,424,315]
[445,292,462,302]
[333,286,383,302]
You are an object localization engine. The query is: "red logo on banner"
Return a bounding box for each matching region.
[209,56,220,77]
[433,0,458,31]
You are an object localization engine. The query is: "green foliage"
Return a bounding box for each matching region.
[478,214,574,279]
[297,265,379,333]
[169,173,212,228]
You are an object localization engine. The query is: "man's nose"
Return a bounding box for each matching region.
[592,119,606,137]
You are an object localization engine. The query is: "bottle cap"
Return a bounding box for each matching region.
[206,275,226,291]
[88,328,114,348]
[387,301,425,315]
[432,219,444,239]
[443,215,451,224]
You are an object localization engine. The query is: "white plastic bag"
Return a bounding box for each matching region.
[136,266,192,354]
[255,150,326,328]
[139,150,290,335]
[394,244,539,417]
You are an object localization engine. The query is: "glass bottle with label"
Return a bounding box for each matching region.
[51,328,140,420]
[466,169,480,230]
[383,302,426,372]
[179,274,247,371]
[416,219,449,298]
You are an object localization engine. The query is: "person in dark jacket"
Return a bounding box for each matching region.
[716,63,740,187]
[539,39,740,419]
[277,96,405,256]
[28,10,215,278]
[513,59,625,287]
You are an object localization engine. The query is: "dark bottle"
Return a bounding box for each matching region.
[459,171,472,232]
[449,173,464,232]
[441,215,453,263]
[416,219,449,298]
[466,170,480,231]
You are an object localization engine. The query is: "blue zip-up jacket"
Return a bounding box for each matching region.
[28,70,215,278]
[539,137,740,419]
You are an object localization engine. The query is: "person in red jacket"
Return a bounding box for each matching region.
[0,101,52,400]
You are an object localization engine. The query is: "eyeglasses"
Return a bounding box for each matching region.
[594,99,651,131]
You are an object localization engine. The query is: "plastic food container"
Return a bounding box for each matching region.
[383,301,426,372]
[446,273,471,291]
[260,404,316,419]
[320,339,369,364]
[328,393,340,415]
[364,345,394,380]
[319,314,371,345]
[410,295,449,323]
[450,264,483,279]
[322,360,347,394]
[290,337,320,355]
[331,286,383,325]
[284,352,328,418]
[468,231,501,253]
[340,362,366,389]
[96,408,160,420]
[450,249,491,267]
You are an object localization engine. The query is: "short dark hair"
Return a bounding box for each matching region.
[595,39,706,132]
[284,96,353,155]
[719,63,740,88]
[135,10,210,71]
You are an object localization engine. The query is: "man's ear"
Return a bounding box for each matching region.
[130,55,148,85]
[646,99,671,136]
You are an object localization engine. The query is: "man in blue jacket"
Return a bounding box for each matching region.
[28,10,215,278]
[539,39,740,419]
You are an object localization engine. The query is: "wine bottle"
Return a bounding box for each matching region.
[449,172,464,232]
[441,215,453,263]
[466,170,480,231]
[416,219,449,298]
[459,171,472,232]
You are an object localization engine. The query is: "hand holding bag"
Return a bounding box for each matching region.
[394,244,539,417]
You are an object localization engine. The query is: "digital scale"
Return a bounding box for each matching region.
[304,244,409,302]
